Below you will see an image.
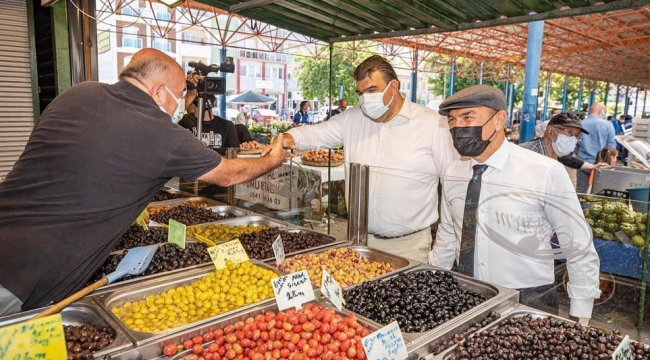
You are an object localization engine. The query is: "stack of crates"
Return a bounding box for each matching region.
[633,118,650,140]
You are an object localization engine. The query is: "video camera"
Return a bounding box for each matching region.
[186,58,235,96]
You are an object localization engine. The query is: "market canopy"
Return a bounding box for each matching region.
[228,90,276,104]
[196,0,649,42]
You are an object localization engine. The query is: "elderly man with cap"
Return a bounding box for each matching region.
[429,85,601,324]
[522,113,608,171]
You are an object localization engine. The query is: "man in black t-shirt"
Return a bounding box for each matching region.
[178,94,240,148]
[0,48,288,314]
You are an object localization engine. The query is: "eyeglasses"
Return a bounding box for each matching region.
[553,126,581,137]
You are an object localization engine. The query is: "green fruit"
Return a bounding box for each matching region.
[603,232,615,241]
[641,213,648,223]
[593,227,605,238]
[583,209,591,218]
[605,214,618,223]
[632,235,646,248]
[590,204,603,219]
[583,195,596,202]
[614,202,628,215]
[619,214,635,224]
[595,219,607,229]
[620,223,637,238]
[586,218,595,227]
[637,222,647,233]
[603,203,615,214]
[605,223,618,233]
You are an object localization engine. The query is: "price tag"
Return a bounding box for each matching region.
[320,267,344,311]
[168,219,186,249]
[271,270,316,310]
[136,209,149,231]
[612,335,632,360]
[0,313,68,360]
[362,321,408,360]
[207,239,249,270]
[272,235,285,265]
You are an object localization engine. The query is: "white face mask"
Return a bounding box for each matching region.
[159,85,181,115]
[359,81,394,121]
[552,133,578,156]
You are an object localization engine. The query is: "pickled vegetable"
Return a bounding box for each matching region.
[278,248,393,287]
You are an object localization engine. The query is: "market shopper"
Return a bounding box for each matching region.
[0,48,288,315]
[178,94,240,148]
[293,101,310,126]
[429,85,601,322]
[522,113,607,171]
[576,103,616,192]
[268,55,458,262]
[326,98,348,120]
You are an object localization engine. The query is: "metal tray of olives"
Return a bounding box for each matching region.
[341,265,514,344]
[0,300,134,358]
[186,215,291,242]
[105,297,379,360]
[279,245,418,288]
[93,260,285,345]
[149,204,250,227]
[258,227,347,263]
[406,289,519,360]
[149,189,198,205]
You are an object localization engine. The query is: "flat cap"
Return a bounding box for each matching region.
[438,85,507,116]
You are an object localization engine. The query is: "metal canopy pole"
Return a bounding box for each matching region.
[644,90,647,116]
[478,61,484,85]
[624,86,630,117]
[576,78,584,114]
[635,88,640,117]
[219,47,227,119]
[588,90,596,110]
[328,42,333,234]
[508,83,515,128]
[410,48,418,103]
[542,71,551,121]
[561,75,568,112]
[604,83,610,107]
[503,64,510,102]
[520,20,544,144]
[614,85,621,118]
[448,57,456,96]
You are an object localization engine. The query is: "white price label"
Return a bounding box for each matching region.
[320,268,344,311]
[271,270,316,311]
[273,235,285,265]
[612,335,632,360]
[362,321,408,360]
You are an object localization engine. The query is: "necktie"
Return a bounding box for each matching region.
[457,164,488,277]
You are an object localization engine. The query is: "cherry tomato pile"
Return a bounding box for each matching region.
[162,303,372,360]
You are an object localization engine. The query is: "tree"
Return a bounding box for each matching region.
[426,55,523,105]
[295,43,373,106]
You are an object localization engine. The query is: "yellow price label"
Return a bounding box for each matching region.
[0,313,67,360]
[136,209,149,231]
[207,239,249,269]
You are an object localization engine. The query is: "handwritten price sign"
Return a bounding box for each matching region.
[272,235,285,265]
[271,270,316,310]
[208,239,250,270]
[612,335,632,360]
[320,267,344,311]
[362,321,408,360]
[0,313,68,360]
[168,219,186,249]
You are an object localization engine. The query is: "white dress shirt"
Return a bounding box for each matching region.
[235,111,248,126]
[430,139,601,318]
[288,100,458,237]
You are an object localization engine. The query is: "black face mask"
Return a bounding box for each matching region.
[450,111,498,157]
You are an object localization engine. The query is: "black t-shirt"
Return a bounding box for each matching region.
[0,80,220,309]
[235,124,253,143]
[178,114,240,149]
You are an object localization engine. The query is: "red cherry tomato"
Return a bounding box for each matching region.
[193,336,205,345]
[204,332,215,342]
[163,343,178,356]
[184,340,195,350]
[193,344,204,354]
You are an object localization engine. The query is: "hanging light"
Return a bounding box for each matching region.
[158,0,184,8]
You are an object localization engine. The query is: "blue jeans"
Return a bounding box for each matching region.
[0,284,22,316]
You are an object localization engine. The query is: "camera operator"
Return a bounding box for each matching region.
[180,75,239,149]
[0,48,288,315]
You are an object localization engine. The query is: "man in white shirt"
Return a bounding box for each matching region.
[235,106,250,126]
[429,85,601,323]
[272,55,458,262]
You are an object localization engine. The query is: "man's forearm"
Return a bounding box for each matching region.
[200,157,281,186]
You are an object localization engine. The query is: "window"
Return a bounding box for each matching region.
[121,2,140,16]
[254,65,261,78]
[122,27,142,48]
[153,3,170,21]
[181,33,199,44]
[153,36,171,52]
[240,65,247,77]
